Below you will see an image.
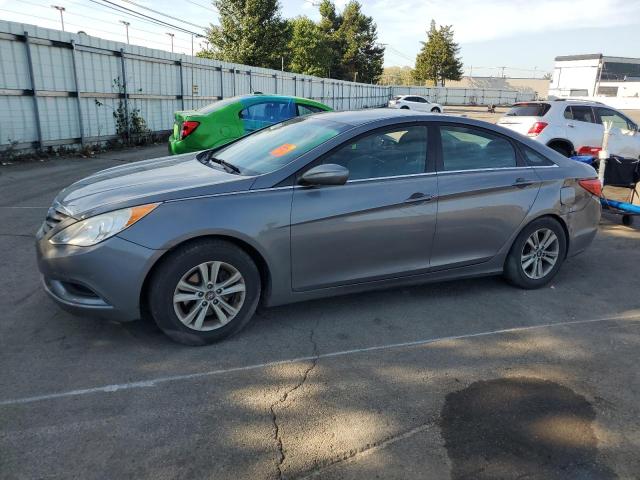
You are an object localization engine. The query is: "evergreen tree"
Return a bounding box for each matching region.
[414,20,463,86]
[201,0,290,70]
[287,17,333,77]
[318,0,384,83]
[337,1,384,83]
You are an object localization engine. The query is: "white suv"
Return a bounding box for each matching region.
[497,100,640,158]
[388,95,443,113]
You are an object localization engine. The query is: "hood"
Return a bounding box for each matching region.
[56,153,255,217]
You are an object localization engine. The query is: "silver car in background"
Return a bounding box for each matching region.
[36,109,601,345]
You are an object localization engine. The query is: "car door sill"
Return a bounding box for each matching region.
[292,257,494,293]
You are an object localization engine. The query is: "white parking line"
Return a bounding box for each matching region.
[1,313,638,407]
[0,206,48,209]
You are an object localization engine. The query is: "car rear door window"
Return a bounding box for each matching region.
[570,106,595,123]
[297,104,324,116]
[323,126,428,180]
[505,103,551,117]
[595,107,633,130]
[439,125,517,171]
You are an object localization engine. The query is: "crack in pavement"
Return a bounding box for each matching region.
[270,321,320,480]
[295,416,439,479]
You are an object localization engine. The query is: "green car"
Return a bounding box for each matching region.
[168,94,332,155]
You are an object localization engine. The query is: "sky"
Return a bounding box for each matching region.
[2,0,640,78]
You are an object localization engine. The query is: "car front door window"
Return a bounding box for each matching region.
[239,101,295,132]
[322,126,428,180]
[596,108,633,130]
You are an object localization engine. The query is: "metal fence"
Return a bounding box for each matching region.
[0,20,535,152]
[390,86,536,106]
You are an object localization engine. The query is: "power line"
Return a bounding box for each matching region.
[185,0,218,14]
[116,0,207,30]
[88,0,204,36]
[21,0,184,40]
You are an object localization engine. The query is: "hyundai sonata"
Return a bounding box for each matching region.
[37,109,601,345]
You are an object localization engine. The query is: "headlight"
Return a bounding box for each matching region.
[50,203,159,247]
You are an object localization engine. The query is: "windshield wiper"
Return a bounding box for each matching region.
[202,151,241,174]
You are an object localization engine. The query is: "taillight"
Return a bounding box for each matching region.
[180,120,200,139]
[577,146,601,156]
[578,178,602,197]
[527,122,548,136]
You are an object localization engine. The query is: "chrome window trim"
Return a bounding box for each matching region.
[346,171,436,184]
[437,166,532,175]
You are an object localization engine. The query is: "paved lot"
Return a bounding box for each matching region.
[2,121,640,479]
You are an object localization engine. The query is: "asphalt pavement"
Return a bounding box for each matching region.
[1,143,640,480]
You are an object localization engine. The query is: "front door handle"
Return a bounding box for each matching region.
[567,124,575,128]
[404,192,435,203]
[512,177,535,188]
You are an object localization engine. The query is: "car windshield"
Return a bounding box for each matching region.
[202,116,349,175]
[505,103,551,117]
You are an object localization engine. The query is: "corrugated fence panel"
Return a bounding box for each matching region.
[0,19,536,151]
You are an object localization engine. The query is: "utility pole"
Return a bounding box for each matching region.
[500,66,506,78]
[191,34,194,57]
[354,71,358,83]
[281,56,284,72]
[51,5,65,32]
[119,20,130,44]
[166,32,175,53]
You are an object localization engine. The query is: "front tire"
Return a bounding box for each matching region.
[148,239,261,346]
[400,106,410,110]
[431,107,441,113]
[503,217,567,289]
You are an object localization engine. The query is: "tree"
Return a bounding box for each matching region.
[200,0,290,70]
[413,20,463,86]
[287,17,332,77]
[318,0,384,83]
[380,66,415,86]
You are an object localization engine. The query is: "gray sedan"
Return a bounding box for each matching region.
[36,109,601,345]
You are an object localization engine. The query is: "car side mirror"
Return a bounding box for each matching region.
[299,164,349,186]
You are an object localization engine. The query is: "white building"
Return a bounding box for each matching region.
[548,54,640,99]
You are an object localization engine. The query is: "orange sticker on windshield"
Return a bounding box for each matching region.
[270,143,297,157]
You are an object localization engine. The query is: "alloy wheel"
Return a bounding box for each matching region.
[520,228,560,280]
[173,261,246,331]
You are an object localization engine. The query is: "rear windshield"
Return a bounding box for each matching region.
[196,97,240,114]
[206,116,349,175]
[505,103,551,117]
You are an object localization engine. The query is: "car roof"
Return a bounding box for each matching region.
[238,93,326,105]
[313,108,436,125]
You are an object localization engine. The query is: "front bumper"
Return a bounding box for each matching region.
[36,234,164,322]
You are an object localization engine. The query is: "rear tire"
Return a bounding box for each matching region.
[148,239,261,346]
[400,106,410,110]
[503,217,567,289]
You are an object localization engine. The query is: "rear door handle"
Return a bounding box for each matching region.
[404,192,435,203]
[567,124,575,128]
[512,177,535,188]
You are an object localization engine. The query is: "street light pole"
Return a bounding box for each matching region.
[166,33,175,53]
[119,20,130,44]
[51,5,65,32]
